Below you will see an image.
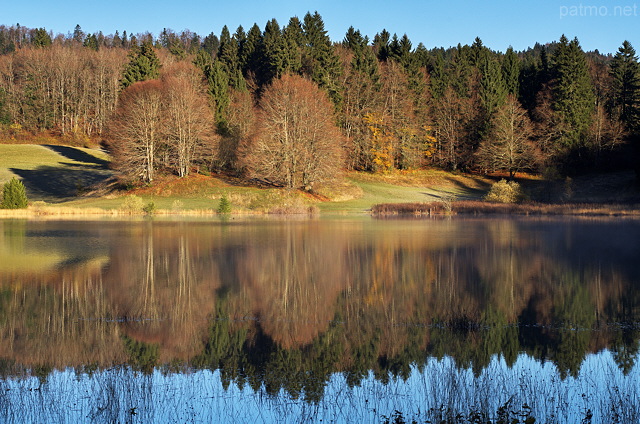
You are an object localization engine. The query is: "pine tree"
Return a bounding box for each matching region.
[610,40,640,131]
[1,177,28,209]
[552,36,595,150]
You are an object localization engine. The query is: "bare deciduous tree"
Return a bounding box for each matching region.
[107,80,164,183]
[476,95,537,178]
[162,63,216,177]
[242,74,343,189]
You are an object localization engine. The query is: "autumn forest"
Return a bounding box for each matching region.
[0,13,639,189]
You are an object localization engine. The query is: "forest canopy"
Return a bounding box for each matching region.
[0,16,638,187]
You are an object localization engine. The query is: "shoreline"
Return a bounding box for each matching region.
[3,200,640,220]
[371,200,640,217]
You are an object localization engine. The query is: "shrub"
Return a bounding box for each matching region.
[217,194,232,214]
[143,201,156,215]
[120,195,144,213]
[1,177,28,209]
[484,179,525,204]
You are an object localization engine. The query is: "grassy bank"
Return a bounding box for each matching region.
[2,143,639,217]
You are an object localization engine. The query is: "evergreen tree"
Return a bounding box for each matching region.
[502,46,520,96]
[83,33,99,51]
[470,36,487,68]
[301,12,342,104]
[234,26,246,65]
[218,26,242,88]
[280,18,303,76]
[262,19,285,84]
[202,32,220,58]
[1,177,28,209]
[343,26,361,50]
[120,40,161,89]
[480,53,508,122]
[31,28,51,48]
[429,50,448,99]
[610,40,640,131]
[112,30,122,48]
[372,29,391,61]
[73,24,84,43]
[449,45,472,97]
[344,27,378,82]
[240,23,263,78]
[552,36,595,150]
[208,60,230,129]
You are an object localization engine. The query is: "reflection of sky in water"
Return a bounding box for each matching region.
[2,351,638,423]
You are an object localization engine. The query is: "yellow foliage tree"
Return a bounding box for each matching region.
[364,112,394,172]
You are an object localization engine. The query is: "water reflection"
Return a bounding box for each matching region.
[1,217,640,422]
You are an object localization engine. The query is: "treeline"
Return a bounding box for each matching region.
[0,15,639,186]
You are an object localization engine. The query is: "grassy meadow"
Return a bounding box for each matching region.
[1,143,638,216]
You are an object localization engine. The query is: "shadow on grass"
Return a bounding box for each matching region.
[425,177,492,200]
[10,165,114,202]
[43,145,110,168]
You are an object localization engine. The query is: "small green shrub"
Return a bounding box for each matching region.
[1,177,28,209]
[484,179,525,204]
[217,194,232,214]
[143,201,156,215]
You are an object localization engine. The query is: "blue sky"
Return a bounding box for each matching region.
[3,0,638,53]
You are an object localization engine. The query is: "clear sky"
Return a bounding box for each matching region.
[3,0,638,54]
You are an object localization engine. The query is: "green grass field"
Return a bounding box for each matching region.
[0,144,492,213]
[0,144,113,203]
[2,144,636,215]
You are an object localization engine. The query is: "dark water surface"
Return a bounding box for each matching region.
[1,217,639,423]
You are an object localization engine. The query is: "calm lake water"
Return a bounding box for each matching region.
[1,217,640,423]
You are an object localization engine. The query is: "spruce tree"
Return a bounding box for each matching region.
[32,28,51,48]
[552,36,595,150]
[429,50,448,99]
[120,40,160,89]
[1,177,28,209]
[301,12,342,105]
[610,40,640,131]
[241,24,263,77]
[480,54,507,117]
[202,32,220,58]
[262,19,285,84]
[479,54,508,139]
[372,29,391,61]
[502,47,520,96]
[218,26,242,88]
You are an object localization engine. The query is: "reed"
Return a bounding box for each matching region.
[372,200,640,217]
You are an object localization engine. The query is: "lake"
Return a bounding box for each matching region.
[1,216,639,423]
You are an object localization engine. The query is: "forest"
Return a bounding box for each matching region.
[0,13,638,189]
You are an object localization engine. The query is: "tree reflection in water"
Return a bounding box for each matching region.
[0,217,639,422]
